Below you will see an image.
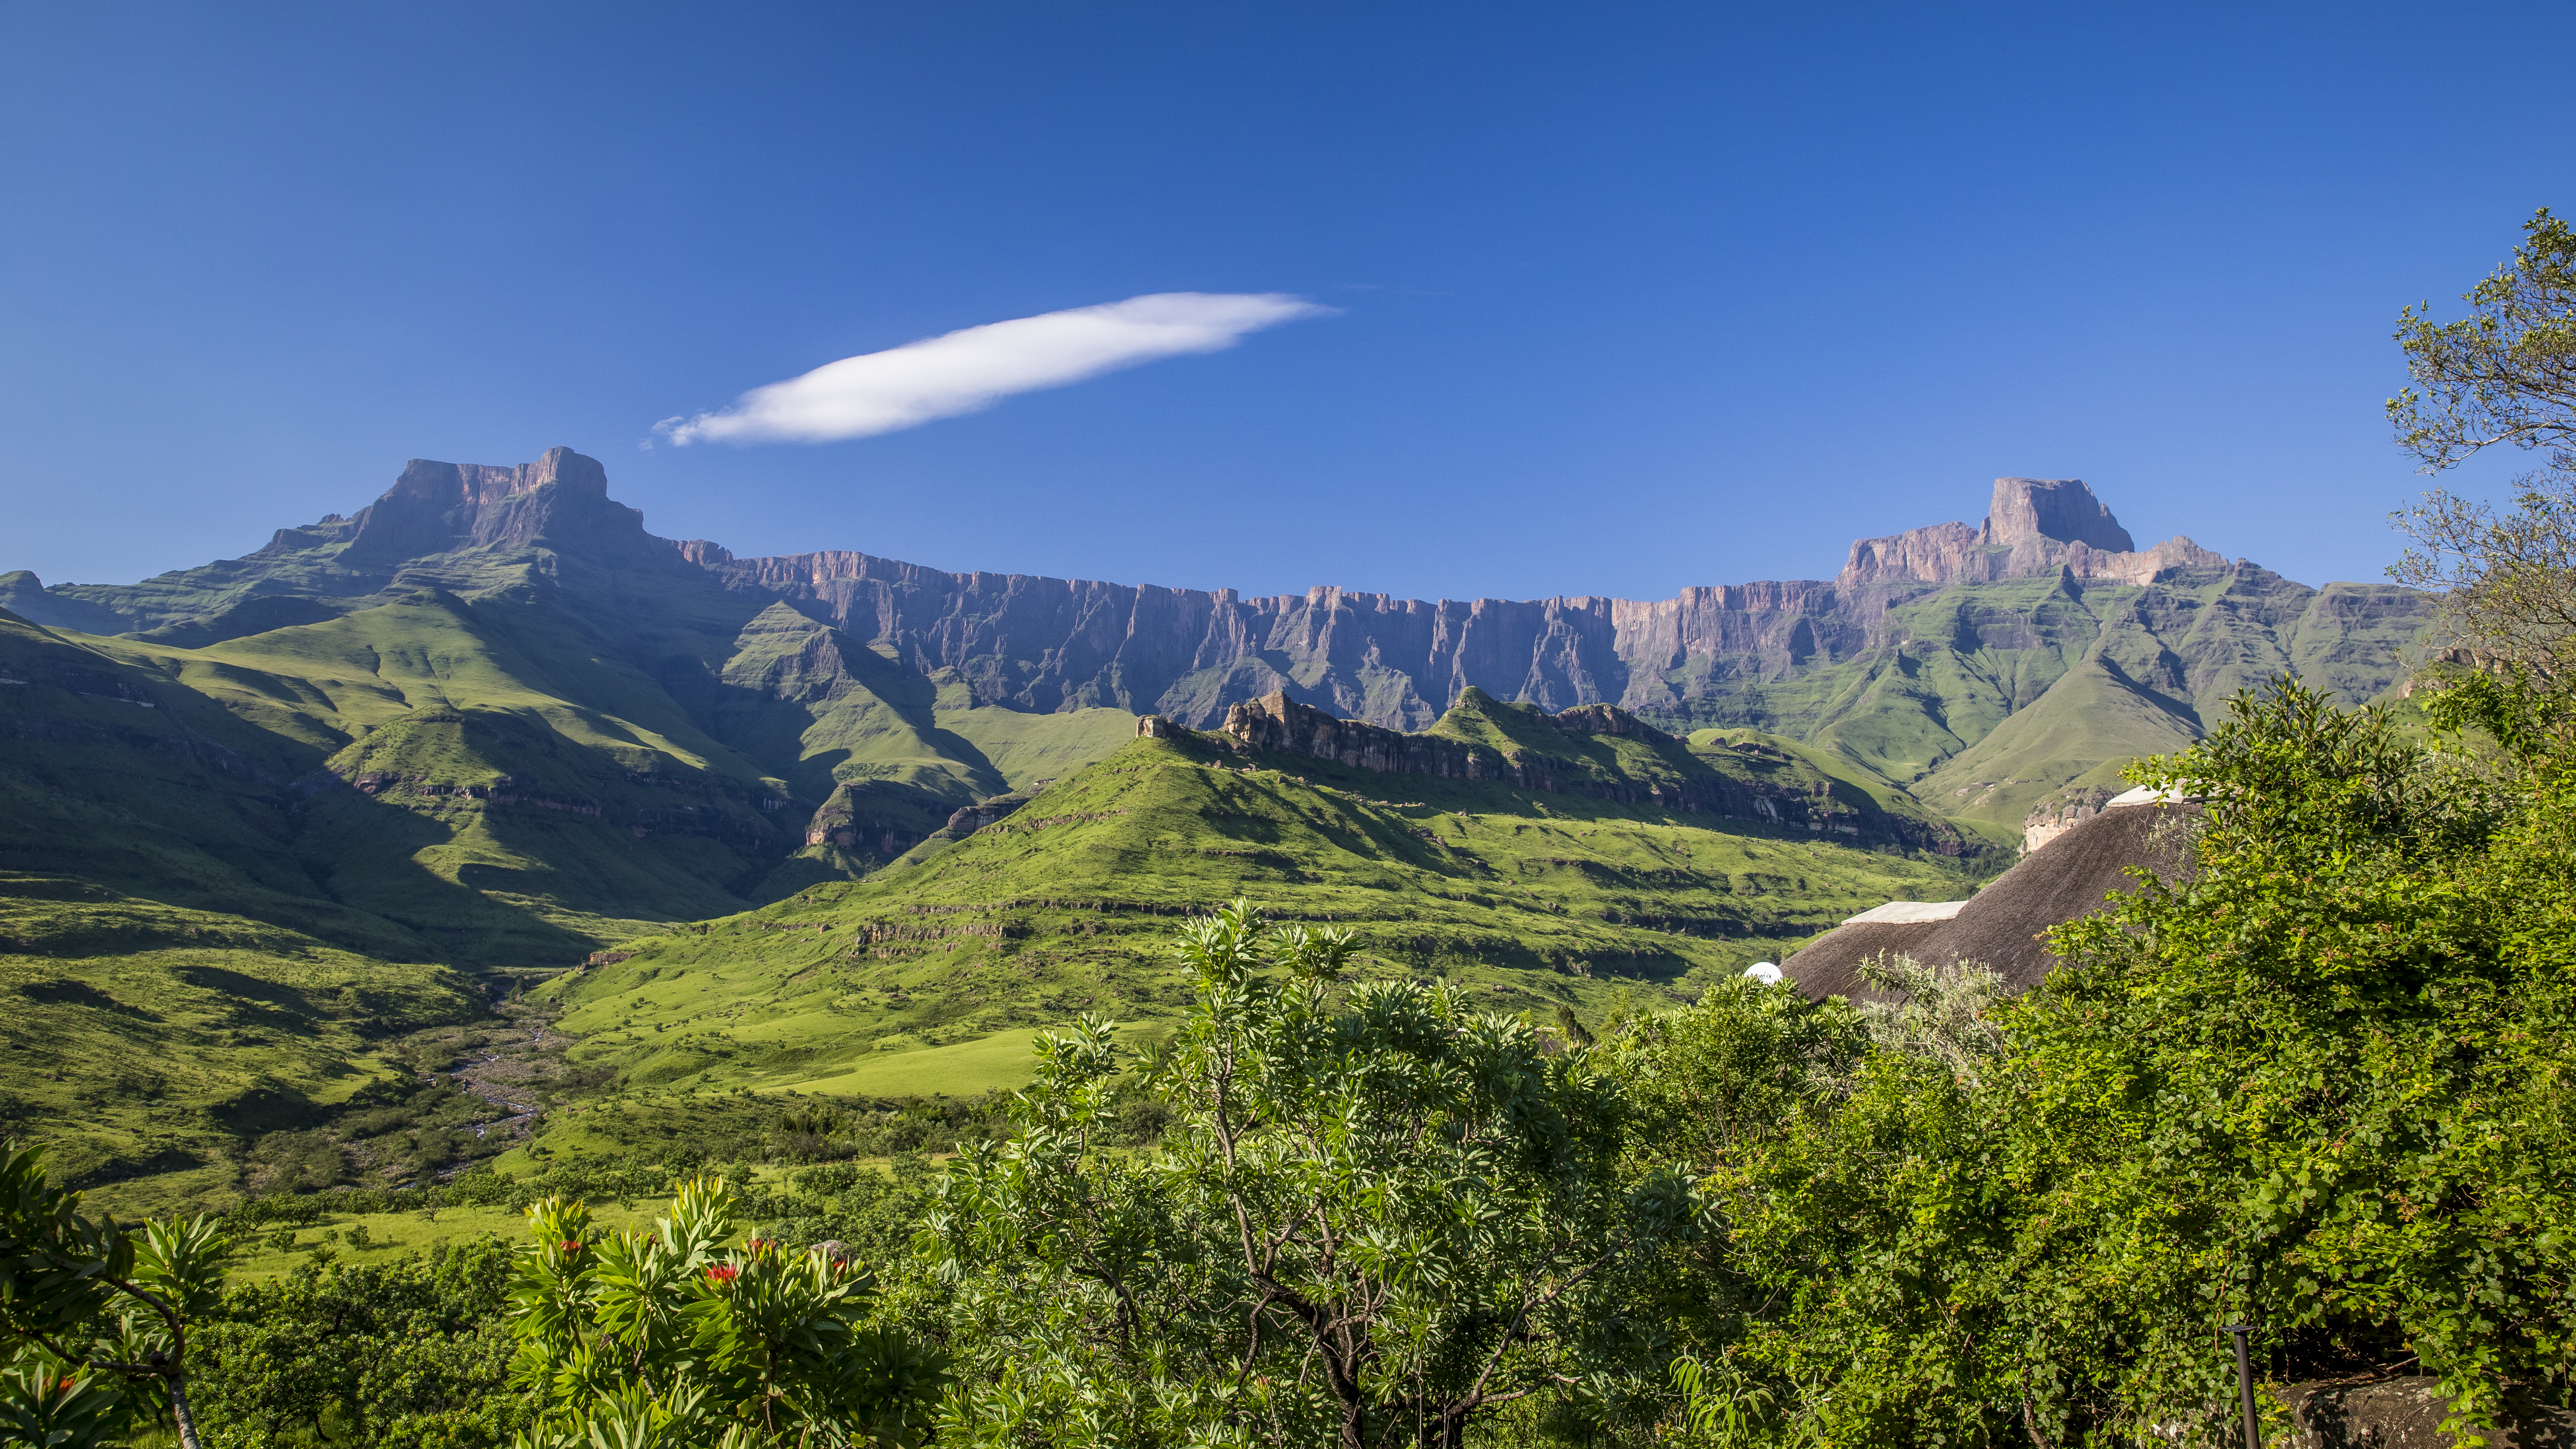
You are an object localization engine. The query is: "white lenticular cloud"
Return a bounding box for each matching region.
[655,291,1333,446]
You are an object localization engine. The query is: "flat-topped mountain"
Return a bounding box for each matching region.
[1838,476,2226,587]
[7,451,2432,843]
[0,448,2428,1194]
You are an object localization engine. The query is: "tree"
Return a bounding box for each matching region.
[2004,681,2569,1443]
[505,1177,944,1448]
[929,901,1704,1448]
[1617,679,2576,1446]
[2390,207,2576,472]
[2392,210,2576,751]
[188,1235,527,1448]
[0,1140,232,1449]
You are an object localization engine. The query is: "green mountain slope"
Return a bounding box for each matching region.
[0,454,1138,970]
[1647,569,2430,831]
[0,450,2430,1202]
[1915,653,2207,836]
[543,702,1979,1099]
[0,873,482,1195]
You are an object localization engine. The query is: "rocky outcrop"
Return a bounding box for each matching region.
[320,446,667,567]
[1839,478,2227,588]
[2020,784,2120,854]
[1220,691,1501,779]
[39,448,710,633]
[1219,689,1704,806]
[1212,689,1966,856]
[1991,476,2134,552]
[802,781,938,859]
[701,475,2276,732]
[943,794,1029,836]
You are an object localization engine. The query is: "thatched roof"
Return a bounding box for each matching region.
[1778,920,1952,1001]
[1781,799,2198,1001]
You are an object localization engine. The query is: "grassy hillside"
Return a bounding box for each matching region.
[542,723,1977,1099]
[1640,569,2431,833]
[934,691,1140,790]
[1917,653,2206,837]
[0,451,2432,1220]
[0,873,484,1196]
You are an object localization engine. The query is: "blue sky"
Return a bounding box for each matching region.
[3,2,2570,602]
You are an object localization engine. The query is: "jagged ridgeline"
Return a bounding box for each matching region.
[0,447,2433,1188]
[539,690,1980,1099]
[0,451,1143,971]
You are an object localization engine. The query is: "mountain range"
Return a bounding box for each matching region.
[0,447,2432,1196]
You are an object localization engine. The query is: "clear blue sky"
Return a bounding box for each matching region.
[3,2,2570,602]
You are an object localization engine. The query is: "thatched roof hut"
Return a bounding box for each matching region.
[1781,795,2197,1001]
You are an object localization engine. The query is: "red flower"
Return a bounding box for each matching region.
[705,1264,740,1284]
[557,1240,584,1254]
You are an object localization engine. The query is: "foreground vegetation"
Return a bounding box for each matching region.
[9,654,2576,1443]
[542,698,1985,1103]
[8,212,2576,1447]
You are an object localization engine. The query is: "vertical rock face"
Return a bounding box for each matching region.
[1986,477,2134,553]
[1837,477,2221,588]
[2019,784,2121,854]
[1219,690,1499,778]
[1212,688,1973,854]
[709,473,2257,733]
[335,446,652,564]
[18,454,2434,816]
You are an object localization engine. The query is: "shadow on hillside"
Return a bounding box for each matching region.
[293,788,615,971]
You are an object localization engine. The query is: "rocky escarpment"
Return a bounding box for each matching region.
[2019,784,2121,855]
[942,793,1030,836]
[699,474,2410,743]
[1838,478,2229,587]
[802,782,940,860]
[39,448,708,632]
[1216,689,1728,812]
[23,459,2427,755]
[1203,689,1971,855]
[11,453,2434,866]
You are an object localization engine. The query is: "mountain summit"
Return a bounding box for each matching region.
[0,448,2437,1186]
[9,450,2431,848]
[1838,476,2226,589]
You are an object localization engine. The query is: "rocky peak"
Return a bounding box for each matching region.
[333,447,657,567]
[1983,478,2134,552]
[1838,477,2225,589]
[386,446,609,507]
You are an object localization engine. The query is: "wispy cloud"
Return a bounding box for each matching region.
[654,292,1333,446]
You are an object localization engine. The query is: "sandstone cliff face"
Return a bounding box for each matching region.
[319,446,667,568]
[50,448,700,633]
[1838,478,2225,588]
[18,455,2435,844]
[702,474,2306,742]
[801,781,943,860]
[31,460,2413,756]
[2019,784,2122,854]
[943,794,1029,835]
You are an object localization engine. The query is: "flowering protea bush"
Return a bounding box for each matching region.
[505,1177,944,1448]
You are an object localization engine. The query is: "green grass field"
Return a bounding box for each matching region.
[0,876,483,1193]
[541,715,1981,1099]
[1,462,2434,1218]
[1917,653,2206,835]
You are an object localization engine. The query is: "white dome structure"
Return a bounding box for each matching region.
[1743,962,1784,985]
